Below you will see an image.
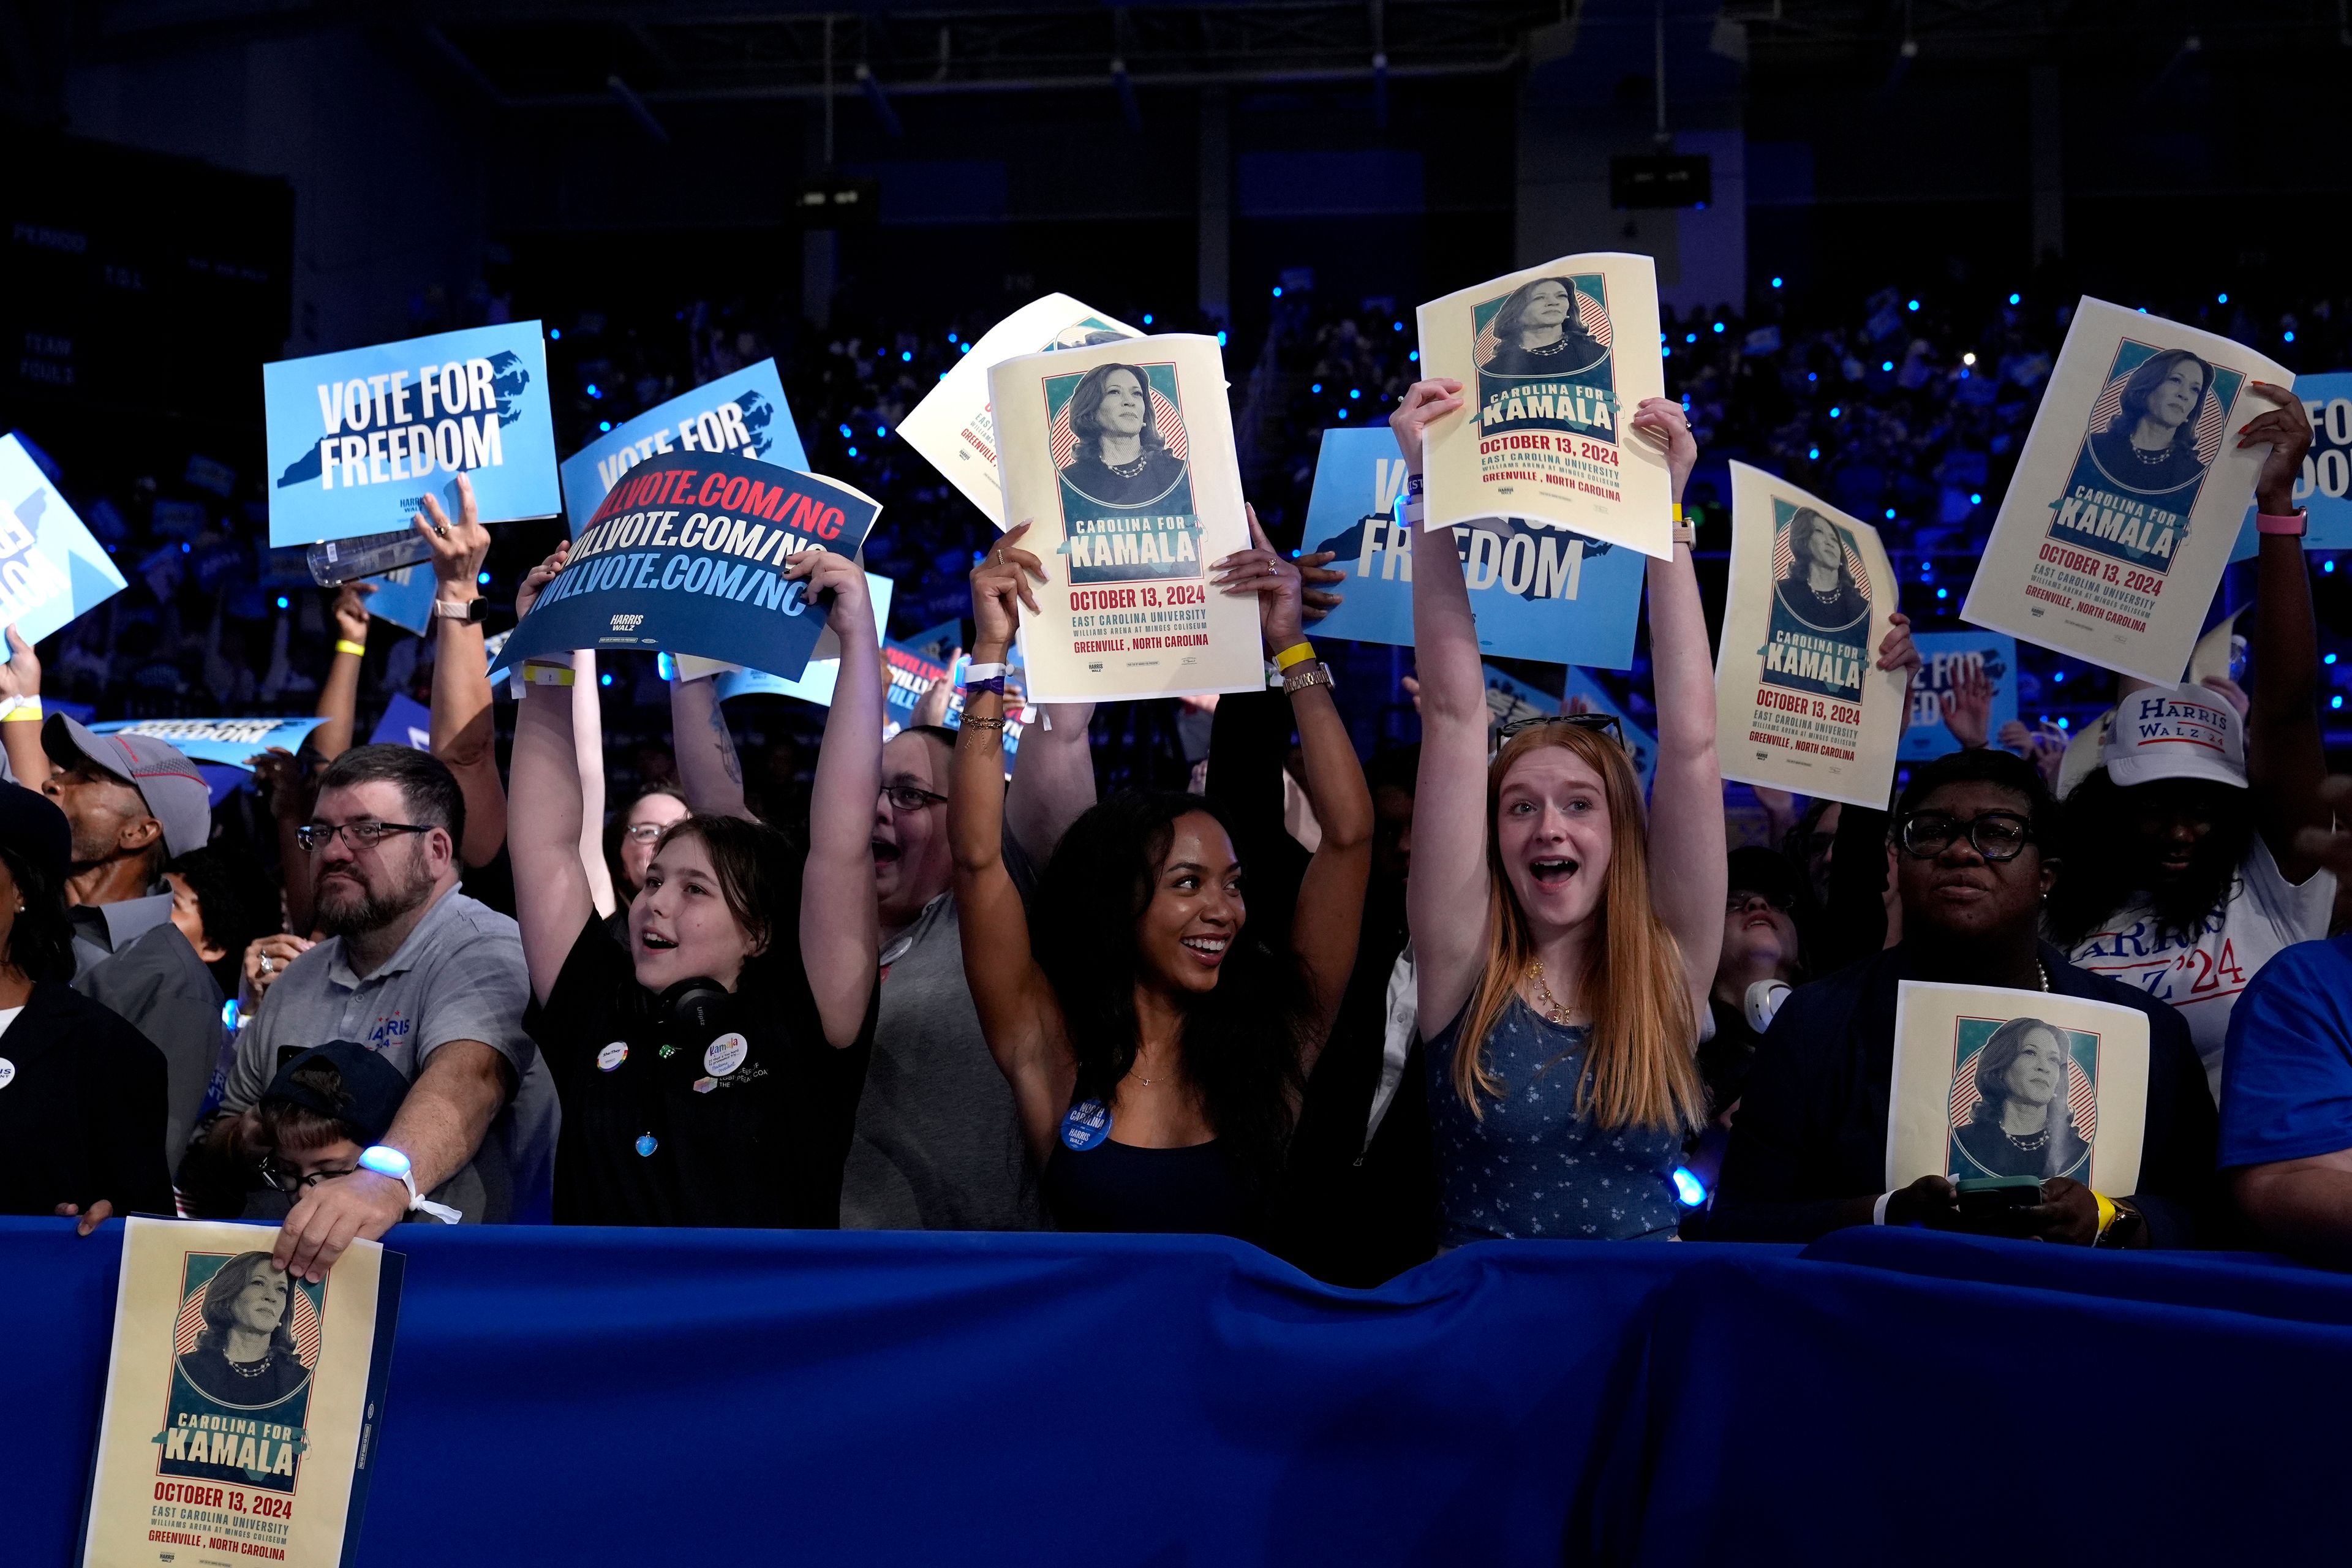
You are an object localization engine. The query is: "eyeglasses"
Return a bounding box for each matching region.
[1496,712,1626,748]
[256,1155,357,1196]
[624,823,668,844]
[1898,810,2035,862]
[296,820,433,854]
[1727,889,1795,914]
[881,783,949,812]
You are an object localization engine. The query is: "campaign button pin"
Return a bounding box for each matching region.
[0,1058,14,1090]
[1060,1098,1112,1152]
[704,1032,749,1077]
[634,1134,658,1158]
[692,1076,717,1095]
[597,1041,629,1072]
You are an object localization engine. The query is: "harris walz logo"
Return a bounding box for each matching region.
[156,1250,323,1494]
[2046,338,2241,575]
[1046,360,1202,586]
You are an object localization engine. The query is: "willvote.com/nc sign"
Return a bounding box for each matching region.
[492,448,881,684]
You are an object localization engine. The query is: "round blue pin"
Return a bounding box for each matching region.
[634,1134,658,1158]
[1060,1098,1112,1152]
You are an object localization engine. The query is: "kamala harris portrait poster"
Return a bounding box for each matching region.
[1887,982,2150,1196]
[1414,252,1672,560]
[80,1219,402,1568]
[989,333,1262,704]
[1715,461,1904,809]
[1962,298,2291,684]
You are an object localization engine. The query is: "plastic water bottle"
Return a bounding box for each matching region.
[306,529,434,586]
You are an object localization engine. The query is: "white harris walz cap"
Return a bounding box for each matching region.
[2098,683,2247,791]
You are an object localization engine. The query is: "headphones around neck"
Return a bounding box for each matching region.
[655,976,735,1048]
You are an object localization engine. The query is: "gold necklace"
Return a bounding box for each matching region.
[1528,960,1573,1025]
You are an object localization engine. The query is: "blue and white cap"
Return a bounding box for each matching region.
[2100,683,2247,791]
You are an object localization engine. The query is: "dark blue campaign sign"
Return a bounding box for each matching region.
[1300,426,1642,669]
[494,449,878,683]
[2231,370,2352,560]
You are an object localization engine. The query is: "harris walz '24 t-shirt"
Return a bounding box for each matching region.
[529,918,875,1227]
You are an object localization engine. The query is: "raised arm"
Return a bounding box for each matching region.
[1006,700,1098,864]
[571,652,617,917]
[0,626,49,787]
[788,548,883,1047]
[952,526,1072,1162]
[1627,397,1727,1016]
[668,668,753,821]
[312,584,371,764]
[505,546,596,1005]
[1212,507,1371,1062]
[417,475,509,869]
[1393,378,1493,1035]
[2240,383,2329,879]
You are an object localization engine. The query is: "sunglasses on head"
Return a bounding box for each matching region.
[1496,712,1626,749]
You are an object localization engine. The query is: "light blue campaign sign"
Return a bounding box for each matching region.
[2231,371,2352,560]
[494,449,881,684]
[0,432,130,642]
[91,716,326,769]
[1300,427,1642,669]
[369,692,434,752]
[1902,631,2018,762]
[357,562,440,637]
[1562,668,1659,792]
[711,575,896,706]
[264,322,560,547]
[559,360,808,540]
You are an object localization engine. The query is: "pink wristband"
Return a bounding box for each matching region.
[2256,511,2308,537]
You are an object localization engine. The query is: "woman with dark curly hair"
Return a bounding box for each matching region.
[2087,347,2214,494]
[176,1251,310,1408]
[950,513,1371,1237]
[1951,1017,2091,1181]
[1057,363,1188,508]
[1773,507,1871,635]
[1480,276,1607,378]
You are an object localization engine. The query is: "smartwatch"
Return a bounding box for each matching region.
[432,598,489,624]
[356,1145,421,1209]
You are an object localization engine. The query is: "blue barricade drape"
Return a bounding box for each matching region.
[8,1218,2345,1566]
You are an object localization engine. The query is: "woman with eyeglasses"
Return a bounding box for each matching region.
[603,785,691,931]
[1713,748,2216,1247]
[508,541,883,1229]
[951,515,1373,1238]
[1391,378,1736,1245]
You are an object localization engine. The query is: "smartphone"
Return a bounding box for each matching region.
[1954,1174,2043,1222]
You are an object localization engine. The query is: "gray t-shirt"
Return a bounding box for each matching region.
[839,888,1046,1231]
[220,887,559,1224]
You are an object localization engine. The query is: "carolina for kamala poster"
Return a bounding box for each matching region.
[1414,252,1672,559]
[1961,298,2291,684]
[80,1218,401,1568]
[989,333,1261,704]
[1714,461,1904,809]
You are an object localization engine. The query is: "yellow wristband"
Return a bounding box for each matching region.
[1672,503,1684,522]
[335,639,367,658]
[521,661,575,687]
[2093,1191,2117,1237]
[1273,641,1317,673]
[0,697,40,723]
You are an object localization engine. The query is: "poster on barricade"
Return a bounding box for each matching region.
[1300,426,1643,668]
[1887,982,2149,1194]
[1902,631,2019,762]
[78,1218,402,1568]
[491,449,880,684]
[0,432,130,641]
[990,333,1261,704]
[901,293,1142,526]
[263,323,558,548]
[558,360,807,538]
[1715,462,1903,807]
[2233,371,2352,559]
[1414,252,1672,559]
[1961,298,2290,684]
[92,717,327,769]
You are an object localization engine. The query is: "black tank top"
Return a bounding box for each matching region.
[1042,1137,1253,1238]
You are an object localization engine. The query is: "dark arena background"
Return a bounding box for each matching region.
[9,6,2352,1567]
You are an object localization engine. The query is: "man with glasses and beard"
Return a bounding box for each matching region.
[192,746,555,1280]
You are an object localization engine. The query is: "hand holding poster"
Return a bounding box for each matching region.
[1300,426,1643,668]
[1715,462,1904,808]
[1961,298,2291,683]
[491,448,880,684]
[1901,631,2019,762]
[78,1218,402,1568]
[557,359,807,537]
[0,432,129,642]
[1414,252,1672,559]
[900,293,1141,526]
[1887,982,2150,1196]
[263,323,559,548]
[989,333,1262,703]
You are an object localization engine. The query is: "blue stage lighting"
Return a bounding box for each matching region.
[1672,1167,1706,1207]
[2008,293,2021,305]
[1771,276,1784,288]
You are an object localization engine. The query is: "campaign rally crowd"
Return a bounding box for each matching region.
[10,279,2352,1295]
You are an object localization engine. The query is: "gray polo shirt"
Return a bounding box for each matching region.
[220,886,559,1224]
[69,892,176,981]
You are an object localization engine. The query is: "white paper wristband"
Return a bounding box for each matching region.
[1872,1191,1894,1226]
